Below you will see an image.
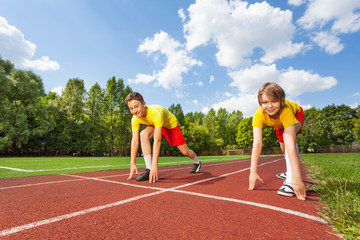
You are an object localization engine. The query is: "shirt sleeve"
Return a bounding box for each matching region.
[252,107,264,128]
[131,116,141,131]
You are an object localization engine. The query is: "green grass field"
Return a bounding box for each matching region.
[301,153,360,239]
[0,155,248,179]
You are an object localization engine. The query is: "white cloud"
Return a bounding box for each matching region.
[225,92,233,97]
[298,0,360,33]
[279,67,338,96]
[178,8,186,23]
[288,0,306,7]
[183,0,303,68]
[209,75,215,83]
[50,86,64,96]
[196,81,204,86]
[228,63,337,97]
[350,102,359,109]
[192,99,198,105]
[0,16,59,71]
[201,106,210,114]
[211,94,259,117]
[216,63,337,116]
[300,104,313,110]
[353,92,360,96]
[312,31,344,54]
[128,73,156,85]
[229,64,280,93]
[297,0,360,53]
[135,31,202,89]
[175,90,184,98]
[22,56,60,71]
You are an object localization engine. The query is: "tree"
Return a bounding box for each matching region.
[58,78,87,154]
[86,83,106,156]
[353,106,360,143]
[225,110,243,149]
[103,77,132,156]
[183,122,211,155]
[169,104,185,126]
[203,108,217,150]
[236,117,253,148]
[0,67,46,154]
[321,104,356,145]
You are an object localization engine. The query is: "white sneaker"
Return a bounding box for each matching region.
[276,172,287,179]
[277,183,295,197]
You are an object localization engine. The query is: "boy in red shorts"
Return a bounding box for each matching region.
[125,92,201,183]
[248,82,306,200]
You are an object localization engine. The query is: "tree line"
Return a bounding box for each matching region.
[1,58,359,156]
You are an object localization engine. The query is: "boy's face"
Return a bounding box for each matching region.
[127,99,147,118]
[260,93,281,118]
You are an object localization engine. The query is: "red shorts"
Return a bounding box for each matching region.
[275,107,304,143]
[149,124,186,146]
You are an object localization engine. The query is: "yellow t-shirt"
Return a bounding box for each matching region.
[131,105,178,131]
[252,100,301,130]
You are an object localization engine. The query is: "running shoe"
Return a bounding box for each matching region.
[189,162,202,173]
[136,169,150,181]
[277,183,295,197]
[276,172,287,179]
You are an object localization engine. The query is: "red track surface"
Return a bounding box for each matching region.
[0,156,342,239]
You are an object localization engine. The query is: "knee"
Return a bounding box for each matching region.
[140,130,151,142]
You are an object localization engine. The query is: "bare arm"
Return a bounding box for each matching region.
[149,127,162,183]
[127,130,139,180]
[249,127,264,190]
[283,125,306,200]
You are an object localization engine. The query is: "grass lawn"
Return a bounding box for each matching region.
[301,152,360,239]
[0,155,249,179]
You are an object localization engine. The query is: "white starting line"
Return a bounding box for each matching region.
[0,158,327,237]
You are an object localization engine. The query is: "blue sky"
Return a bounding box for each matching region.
[1,0,359,117]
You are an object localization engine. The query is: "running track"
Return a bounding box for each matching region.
[0,156,342,239]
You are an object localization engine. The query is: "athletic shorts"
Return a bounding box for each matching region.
[275,107,304,143]
[149,124,186,146]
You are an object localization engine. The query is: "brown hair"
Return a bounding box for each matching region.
[257,82,286,108]
[125,92,145,104]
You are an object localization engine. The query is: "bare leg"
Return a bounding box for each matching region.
[140,126,154,156]
[177,144,196,159]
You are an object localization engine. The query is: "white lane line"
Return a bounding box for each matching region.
[0,157,326,237]
[0,166,35,172]
[0,158,250,190]
[0,178,91,190]
[0,190,167,237]
[0,157,248,173]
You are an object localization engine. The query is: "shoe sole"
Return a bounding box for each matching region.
[276,173,286,179]
[277,190,295,197]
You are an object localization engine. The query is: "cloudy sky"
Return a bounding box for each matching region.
[1,0,359,117]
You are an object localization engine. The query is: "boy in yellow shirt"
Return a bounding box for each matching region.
[125,92,201,183]
[248,82,306,200]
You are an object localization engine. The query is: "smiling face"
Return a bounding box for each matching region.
[127,99,147,118]
[260,93,281,118]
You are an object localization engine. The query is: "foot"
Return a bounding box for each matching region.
[276,172,287,179]
[136,169,150,181]
[277,183,295,197]
[189,162,202,173]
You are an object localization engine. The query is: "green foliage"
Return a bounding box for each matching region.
[302,153,360,239]
[353,107,360,144]
[0,57,359,157]
[236,117,253,148]
[298,105,357,152]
